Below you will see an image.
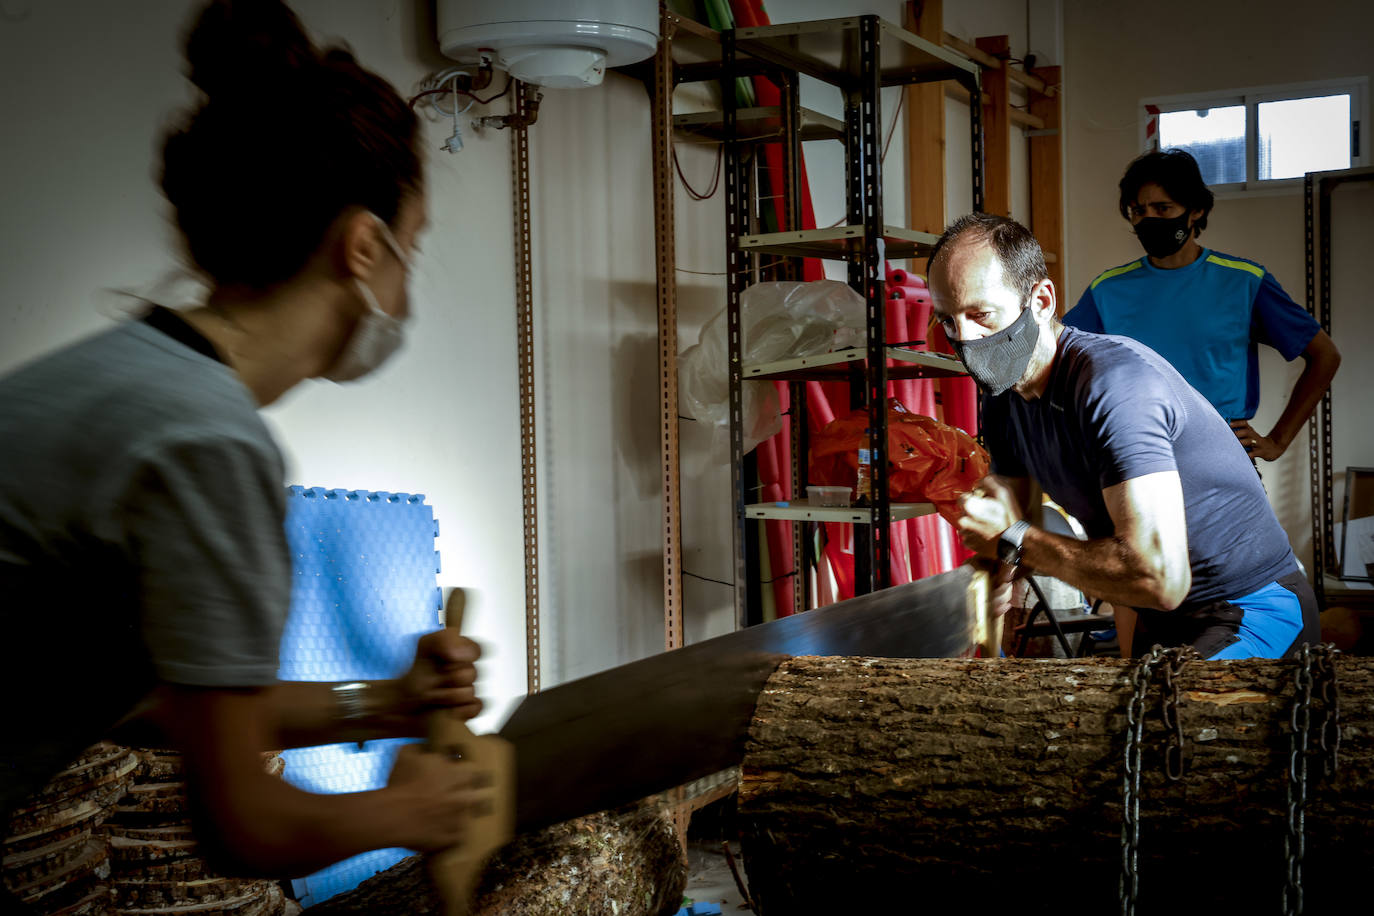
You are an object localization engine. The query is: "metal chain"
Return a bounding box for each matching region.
[1283,644,1314,916]
[1159,646,1197,781]
[1121,645,1198,915]
[1313,644,1342,777]
[1283,643,1341,916]
[1120,645,1163,916]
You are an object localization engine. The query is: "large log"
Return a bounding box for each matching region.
[739,656,1374,915]
[308,804,686,916]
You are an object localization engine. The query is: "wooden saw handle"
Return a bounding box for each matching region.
[968,565,1001,658]
[426,588,515,916]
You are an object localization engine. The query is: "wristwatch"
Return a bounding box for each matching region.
[997,519,1031,568]
[332,681,371,749]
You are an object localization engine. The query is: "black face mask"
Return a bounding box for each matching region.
[950,305,1039,397]
[1134,211,1193,259]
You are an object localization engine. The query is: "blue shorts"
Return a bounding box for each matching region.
[1132,569,1319,659]
[1205,579,1307,659]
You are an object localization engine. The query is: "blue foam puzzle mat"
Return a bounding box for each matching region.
[278,487,443,907]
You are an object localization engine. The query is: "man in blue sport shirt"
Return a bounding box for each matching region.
[1065,149,1339,463]
[930,212,1319,659]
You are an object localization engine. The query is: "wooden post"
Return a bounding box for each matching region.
[1029,66,1065,308]
[973,35,1011,217]
[903,1,945,236]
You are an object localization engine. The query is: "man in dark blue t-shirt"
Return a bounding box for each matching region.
[927,212,1319,658]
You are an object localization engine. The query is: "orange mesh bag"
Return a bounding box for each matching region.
[807,398,989,522]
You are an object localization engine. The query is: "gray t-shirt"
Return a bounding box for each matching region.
[0,317,289,818]
[983,326,1296,609]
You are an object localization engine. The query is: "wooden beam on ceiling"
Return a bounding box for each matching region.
[942,31,1057,97]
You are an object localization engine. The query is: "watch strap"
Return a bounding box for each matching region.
[998,519,1032,567]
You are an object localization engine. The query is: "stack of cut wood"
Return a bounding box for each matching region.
[3,742,140,914]
[309,803,688,916]
[102,749,298,916]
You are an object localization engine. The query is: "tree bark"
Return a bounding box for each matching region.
[308,804,687,916]
[738,656,1374,915]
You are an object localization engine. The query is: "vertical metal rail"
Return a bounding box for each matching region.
[1316,176,1336,587]
[851,16,890,594]
[648,15,689,852]
[966,65,985,437]
[651,11,685,651]
[967,68,985,214]
[780,69,807,615]
[1304,172,1324,604]
[780,70,803,262]
[512,81,540,694]
[723,29,752,629]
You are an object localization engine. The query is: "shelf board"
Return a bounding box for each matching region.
[736,224,940,260]
[1323,574,1373,596]
[746,499,937,523]
[667,14,724,69]
[734,17,979,90]
[744,347,966,382]
[673,106,845,144]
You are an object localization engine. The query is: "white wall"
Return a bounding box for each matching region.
[0,0,1048,724]
[1062,0,1374,577]
[0,1,528,730]
[526,1,1041,672]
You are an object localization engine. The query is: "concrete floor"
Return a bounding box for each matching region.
[681,839,751,912]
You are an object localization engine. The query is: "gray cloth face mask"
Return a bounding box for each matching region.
[324,214,411,383]
[949,304,1039,396]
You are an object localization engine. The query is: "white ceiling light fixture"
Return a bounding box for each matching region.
[437,0,659,90]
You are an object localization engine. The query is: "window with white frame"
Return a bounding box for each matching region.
[1141,77,1368,190]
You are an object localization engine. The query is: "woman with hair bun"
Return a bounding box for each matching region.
[0,0,483,882]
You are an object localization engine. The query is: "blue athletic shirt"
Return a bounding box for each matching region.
[984,326,1298,610]
[1063,249,1319,420]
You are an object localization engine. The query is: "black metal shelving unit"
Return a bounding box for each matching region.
[720,16,983,627]
[1304,165,1374,608]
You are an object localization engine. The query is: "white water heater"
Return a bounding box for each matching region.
[437,0,659,89]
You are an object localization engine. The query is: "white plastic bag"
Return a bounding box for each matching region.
[679,280,865,455]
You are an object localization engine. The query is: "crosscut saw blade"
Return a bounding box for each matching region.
[498,564,983,831]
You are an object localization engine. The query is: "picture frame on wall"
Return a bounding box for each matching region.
[1338,467,1374,583]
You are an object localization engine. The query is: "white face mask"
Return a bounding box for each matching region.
[323,213,411,383]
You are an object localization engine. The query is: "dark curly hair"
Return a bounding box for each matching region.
[160,0,421,289]
[1118,149,1214,236]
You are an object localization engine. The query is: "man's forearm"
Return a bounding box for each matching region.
[1019,526,1187,610]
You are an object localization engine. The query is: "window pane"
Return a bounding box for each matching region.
[1158,105,1247,185]
[1258,94,1351,180]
